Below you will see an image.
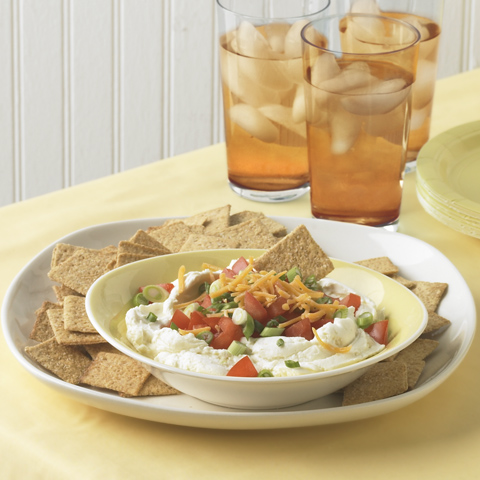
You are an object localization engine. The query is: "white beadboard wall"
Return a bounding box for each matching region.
[1,0,479,207]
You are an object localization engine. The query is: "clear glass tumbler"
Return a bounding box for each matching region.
[216,0,330,202]
[347,0,444,172]
[302,13,420,229]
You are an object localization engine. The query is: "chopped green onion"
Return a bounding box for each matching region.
[142,285,169,303]
[286,266,301,283]
[133,293,149,307]
[199,282,210,294]
[221,301,238,311]
[266,319,279,328]
[334,307,349,318]
[254,319,265,334]
[316,296,333,304]
[209,279,223,298]
[285,360,300,368]
[260,326,285,337]
[232,308,248,325]
[242,314,255,340]
[183,302,199,316]
[146,312,158,322]
[258,369,273,377]
[196,330,214,344]
[304,274,320,290]
[227,340,247,356]
[276,338,285,347]
[357,312,374,329]
[170,322,179,331]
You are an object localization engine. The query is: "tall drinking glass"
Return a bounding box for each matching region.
[347,0,444,172]
[216,0,330,202]
[302,13,420,229]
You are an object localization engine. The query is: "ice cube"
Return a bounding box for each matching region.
[283,57,304,84]
[234,21,271,59]
[292,85,306,123]
[319,66,374,93]
[310,53,341,87]
[344,15,387,49]
[341,78,410,115]
[258,104,306,138]
[330,109,361,155]
[220,47,284,107]
[403,15,431,42]
[237,55,292,91]
[229,103,279,143]
[350,0,381,15]
[284,20,309,58]
[265,23,290,54]
[412,59,437,109]
[304,82,328,126]
[410,103,430,130]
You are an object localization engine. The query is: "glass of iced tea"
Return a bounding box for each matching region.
[349,0,444,172]
[216,0,330,202]
[302,13,420,229]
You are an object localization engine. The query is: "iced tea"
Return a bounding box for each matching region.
[219,22,324,193]
[387,13,441,162]
[305,59,413,226]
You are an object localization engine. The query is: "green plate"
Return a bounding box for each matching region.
[416,120,480,237]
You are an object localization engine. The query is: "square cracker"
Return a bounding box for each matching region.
[179,234,239,252]
[63,295,97,333]
[53,284,83,303]
[342,361,408,406]
[355,257,399,276]
[230,211,287,237]
[29,301,60,342]
[253,224,334,279]
[215,219,279,249]
[80,352,150,396]
[25,337,92,384]
[47,308,105,345]
[48,247,117,295]
[117,240,170,257]
[147,223,205,252]
[128,229,167,250]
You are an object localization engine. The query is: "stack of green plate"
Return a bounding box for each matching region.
[416,120,480,239]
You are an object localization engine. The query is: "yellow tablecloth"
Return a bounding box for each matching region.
[1,69,479,479]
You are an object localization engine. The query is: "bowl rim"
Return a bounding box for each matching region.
[85,248,428,384]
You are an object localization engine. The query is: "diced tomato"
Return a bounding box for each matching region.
[339,293,361,312]
[226,355,258,377]
[284,318,314,340]
[200,295,212,308]
[365,319,389,345]
[231,256,249,274]
[210,317,243,350]
[169,309,190,330]
[311,317,334,330]
[187,310,209,330]
[244,291,269,325]
[266,296,288,319]
[222,268,236,279]
[202,315,221,332]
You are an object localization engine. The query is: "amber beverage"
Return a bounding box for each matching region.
[216,0,330,202]
[302,14,420,228]
[349,0,444,170]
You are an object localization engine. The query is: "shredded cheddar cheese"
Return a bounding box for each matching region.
[312,327,352,354]
[178,326,211,336]
[177,265,186,294]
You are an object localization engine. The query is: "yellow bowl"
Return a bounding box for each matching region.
[85,249,427,409]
